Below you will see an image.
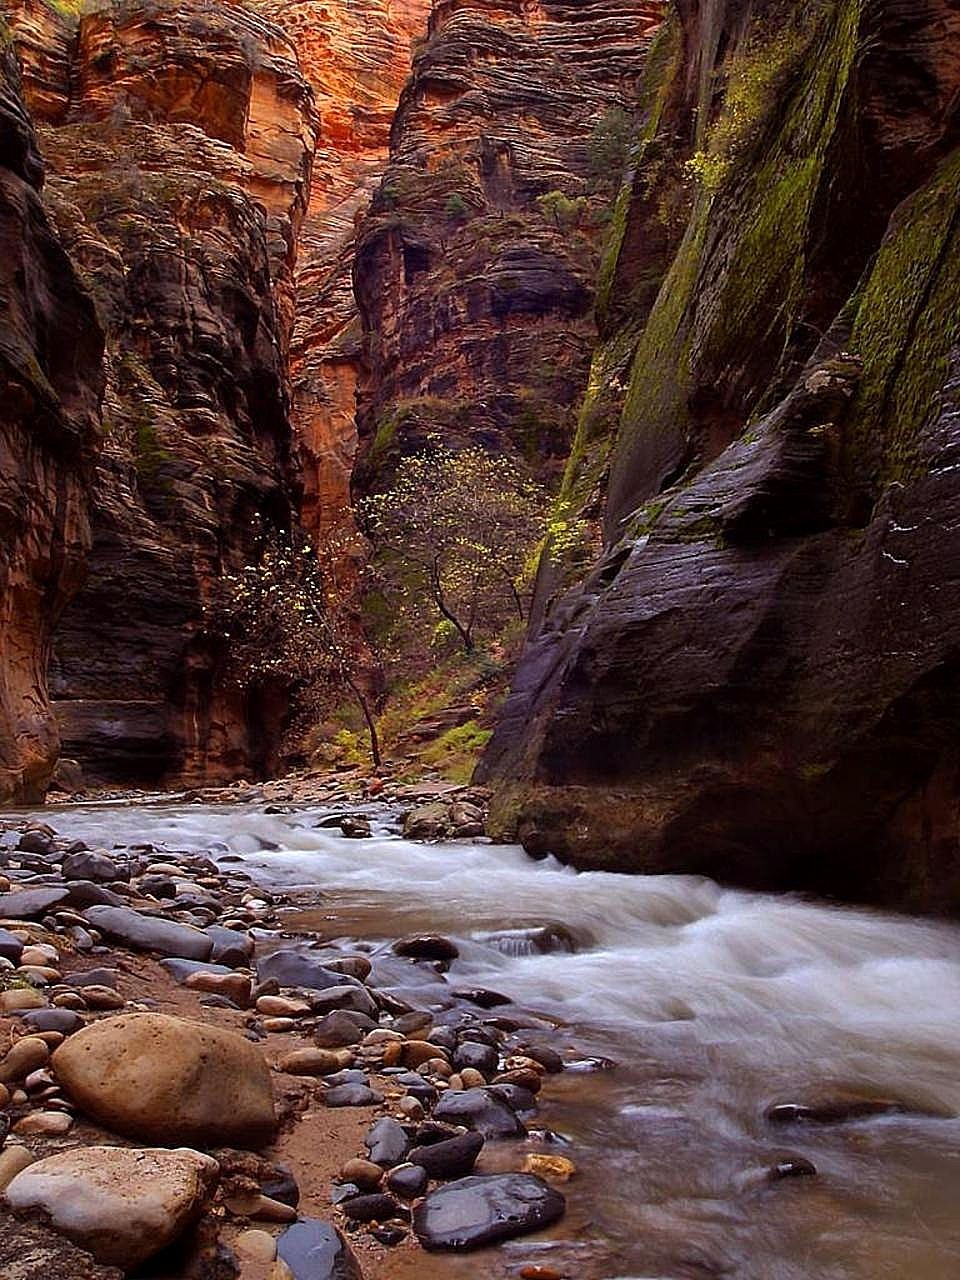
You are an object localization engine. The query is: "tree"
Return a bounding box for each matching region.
[358,443,550,654]
[207,530,383,768]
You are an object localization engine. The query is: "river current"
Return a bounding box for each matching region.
[20,800,960,1279]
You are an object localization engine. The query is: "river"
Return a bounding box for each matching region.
[20,800,960,1279]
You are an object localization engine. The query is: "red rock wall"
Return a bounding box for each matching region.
[0,39,104,803]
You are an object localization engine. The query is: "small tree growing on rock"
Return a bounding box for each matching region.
[358,442,549,654]
[207,530,383,768]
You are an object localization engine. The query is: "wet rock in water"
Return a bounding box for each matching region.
[3,1145,219,1268]
[365,1116,410,1166]
[339,816,371,839]
[488,1083,538,1113]
[52,1012,276,1146]
[413,1173,565,1250]
[766,1097,908,1125]
[409,1132,484,1179]
[522,1043,564,1074]
[325,1083,384,1108]
[386,1163,428,1198]
[0,1204,123,1279]
[206,925,254,968]
[393,935,460,963]
[340,1192,403,1222]
[277,1218,362,1280]
[453,988,512,1009]
[0,887,69,918]
[454,1041,498,1076]
[769,1156,817,1179]
[62,851,120,883]
[323,955,373,982]
[314,1010,373,1047]
[83,906,213,961]
[434,1087,526,1138]
[257,950,355,991]
[521,1154,576,1181]
[403,803,450,841]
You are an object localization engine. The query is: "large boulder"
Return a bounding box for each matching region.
[3,1146,218,1269]
[412,1173,565,1250]
[52,1013,276,1146]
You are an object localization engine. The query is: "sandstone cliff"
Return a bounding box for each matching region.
[0,36,103,803]
[4,0,318,786]
[352,0,663,493]
[482,0,960,912]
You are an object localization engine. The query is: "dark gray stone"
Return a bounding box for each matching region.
[21,1009,84,1034]
[324,1084,384,1108]
[409,1133,484,1179]
[386,1164,428,1199]
[434,1088,526,1139]
[314,1010,373,1047]
[393,935,460,963]
[340,1193,402,1222]
[0,927,23,964]
[83,905,213,960]
[63,882,128,909]
[365,1117,409,1167]
[257,949,355,990]
[206,925,254,968]
[0,887,68,919]
[412,1174,565,1250]
[62,851,120,883]
[159,958,233,982]
[277,1219,361,1280]
[453,1041,498,1076]
[308,985,378,1019]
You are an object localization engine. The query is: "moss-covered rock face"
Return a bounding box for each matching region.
[481,0,960,913]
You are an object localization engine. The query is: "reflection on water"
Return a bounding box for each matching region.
[18,802,960,1278]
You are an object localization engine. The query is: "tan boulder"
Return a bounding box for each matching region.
[52,1012,276,1146]
[3,1145,218,1268]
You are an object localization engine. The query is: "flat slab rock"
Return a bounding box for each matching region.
[83,906,212,960]
[0,887,69,918]
[277,1218,362,1280]
[413,1173,565,1250]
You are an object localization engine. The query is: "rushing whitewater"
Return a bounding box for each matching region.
[24,801,960,1278]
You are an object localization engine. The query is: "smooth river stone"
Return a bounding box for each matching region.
[0,887,68,918]
[277,1218,361,1280]
[52,1012,276,1146]
[3,1145,218,1269]
[257,950,355,990]
[83,906,212,960]
[433,1087,526,1138]
[412,1174,565,1250]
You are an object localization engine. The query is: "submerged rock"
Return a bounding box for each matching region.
[413,1173,565,1250]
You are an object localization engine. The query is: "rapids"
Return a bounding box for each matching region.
[21,800,960,1278]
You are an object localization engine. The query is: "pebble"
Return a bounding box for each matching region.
[235,1229,277,1263]
[0,1144,35,1190]
[522,1153,577,1181]
[226,1191,298,1222]
[257,996,311,1018]
[0,988,47,1013]
[185,971,252,1006]
[403,1039,447,1068]
[324,1083,383,1108]
[339,1158,383,1190]
[340,1192,402,1222]
[277,1218,359,1280]
[79,984,125,1010]
[0,1036,51,1084]
[386,1163,428,1198]
[277,1048,344,1076]
[13,1110,73,1135]
[412,1173,565,1250]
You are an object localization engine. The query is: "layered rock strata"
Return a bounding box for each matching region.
[4,0,318,785]
[0,38,104,804]
[352,0,664,493]
[482,0,960,912]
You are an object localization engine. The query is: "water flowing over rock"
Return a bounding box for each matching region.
[481,0,960,912]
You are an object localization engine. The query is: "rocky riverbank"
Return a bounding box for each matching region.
[0,796,578,1280]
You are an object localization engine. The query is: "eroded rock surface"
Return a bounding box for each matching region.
[482,0,960,912]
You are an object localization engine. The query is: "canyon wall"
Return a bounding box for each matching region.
[481,0,960,913]
[352,0,663,494]
[0,36,104,803]
[4,0,318,786]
